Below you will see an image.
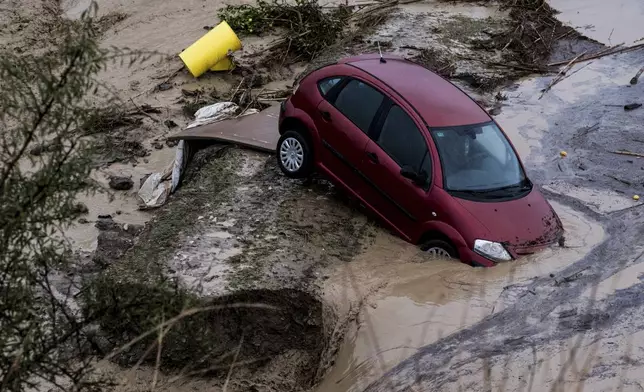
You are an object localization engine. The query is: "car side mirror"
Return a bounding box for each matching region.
[400,166,428,186]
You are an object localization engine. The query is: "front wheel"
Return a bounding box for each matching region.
[420,239,457,259]
[277,130,313,179]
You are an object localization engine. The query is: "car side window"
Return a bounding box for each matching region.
[333,79,384,134]
[317,77,343,97]
[377,105,431,177]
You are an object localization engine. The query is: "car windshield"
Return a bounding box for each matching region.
[430,122,526,193]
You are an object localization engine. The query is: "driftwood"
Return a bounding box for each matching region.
[611,150,644,159]
[539,51,586,99]
[548,42,644,67]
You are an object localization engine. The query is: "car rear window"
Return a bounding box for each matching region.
[317,77,343,96]
[334,79,384,134]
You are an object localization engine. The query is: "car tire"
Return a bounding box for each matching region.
[420,239,457,259]
[277,130,313,179]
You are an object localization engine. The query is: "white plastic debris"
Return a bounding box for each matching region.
[187,102,239,129]
[137,172,171,209]
[136,103,261,209]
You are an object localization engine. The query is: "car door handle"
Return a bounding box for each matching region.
[319,110,331,122]
[366,151,379,164]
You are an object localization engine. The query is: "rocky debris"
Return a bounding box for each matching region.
[166,138,179,147]
[155,82,172,91]
[72,202,89,215]
[151,141,164,150]
[93,216,144,268]
[29,144,46,156]
[78,218,89,224]
[108,176,134,191]
[164,119,178,128]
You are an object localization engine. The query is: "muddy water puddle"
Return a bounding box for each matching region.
[547,0,644,46]
[318,202,603,392]
[67,146,176,250]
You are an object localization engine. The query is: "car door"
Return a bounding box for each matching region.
[359,103,434,239]
[315,78,385,197]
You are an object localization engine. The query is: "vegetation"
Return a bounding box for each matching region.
[218,0,351,60]
[0,3,150,390]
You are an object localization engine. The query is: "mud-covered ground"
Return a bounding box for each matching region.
[4,0,644,391]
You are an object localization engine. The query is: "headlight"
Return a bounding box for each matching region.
[474,239,512,262]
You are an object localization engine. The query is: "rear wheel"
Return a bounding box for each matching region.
[420,239,457,259]
[277,130,313,179]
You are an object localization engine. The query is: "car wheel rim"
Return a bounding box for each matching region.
[280,137,304,172]
[425,247,451,258]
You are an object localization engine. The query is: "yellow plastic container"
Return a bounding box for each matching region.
[179,21,241,78]
[210,56,235,72]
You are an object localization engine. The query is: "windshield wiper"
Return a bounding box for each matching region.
[453,180,532,196]
[478,180,532,194]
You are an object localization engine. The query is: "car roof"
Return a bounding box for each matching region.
[339,55,491,128]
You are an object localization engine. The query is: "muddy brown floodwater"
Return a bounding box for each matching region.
[317,202,603,392]
[547,0,644,45]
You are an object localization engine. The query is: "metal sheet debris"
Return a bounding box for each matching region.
[168,105,281,153]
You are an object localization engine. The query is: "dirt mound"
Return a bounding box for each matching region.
[85,286,327,391]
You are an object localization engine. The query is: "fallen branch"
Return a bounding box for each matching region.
[611,150,644,158]
[129,98,160,123]
[548,42,644,67]
[631,66,644,85]
[539,51,587,99]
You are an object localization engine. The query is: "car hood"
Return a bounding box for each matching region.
[455,189,562,252]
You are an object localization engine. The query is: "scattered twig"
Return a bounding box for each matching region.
[604,174,632,186]
[611,150,644,158]
[223,334,244,392]
[625,103,643,111]
[631,66,644,85]
[129,98,159,123]
[548,42,644,67]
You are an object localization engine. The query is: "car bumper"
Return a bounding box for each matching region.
[461,248,497,268]
[464,229,564,268]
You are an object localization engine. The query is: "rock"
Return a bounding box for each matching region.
[93,217,143,267]
[116,210,122,215]
[29,144,45,156]
[108,176,133,191]
[95,216,120,231]
[78,218,89,224]
[156,82,172,91]
[97,214,112,219]
[93,231,134,268]
[166,139,179,147]
[151,141,164,150]
[164,119,178,129]
[72,202,89,215]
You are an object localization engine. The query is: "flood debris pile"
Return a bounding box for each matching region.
[219,0,352,61]
[439,0,587,66]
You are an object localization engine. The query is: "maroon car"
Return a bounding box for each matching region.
[276,54,563,267]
